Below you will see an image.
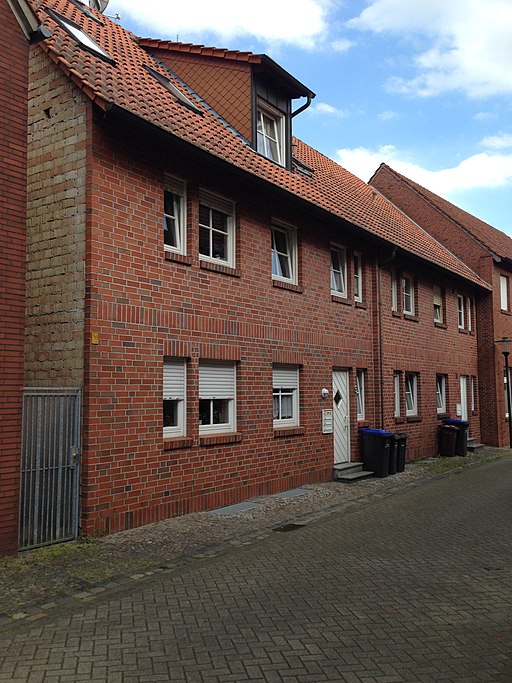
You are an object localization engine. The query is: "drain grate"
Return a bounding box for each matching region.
[272,523,306,533]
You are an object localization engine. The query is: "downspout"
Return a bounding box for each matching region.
[291,94,313,118]
[377,246,397,428]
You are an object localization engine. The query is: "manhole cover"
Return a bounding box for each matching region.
[272,523,305,533]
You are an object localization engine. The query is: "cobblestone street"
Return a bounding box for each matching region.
[1,455,511,682]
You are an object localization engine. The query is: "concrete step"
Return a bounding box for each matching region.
[467,439,485,453]
[336,469,375,483]
[333,462,374,483]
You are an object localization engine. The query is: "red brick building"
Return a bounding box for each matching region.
[371,164,512,447]
[0,0,40,554]
[1,0,492,551]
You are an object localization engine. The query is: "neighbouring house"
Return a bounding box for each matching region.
[0,0,42,555]
[1,0,490,553]
[370,164,512,447]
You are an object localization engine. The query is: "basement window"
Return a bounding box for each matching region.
[143,65,202,115]
[45,8,113,63]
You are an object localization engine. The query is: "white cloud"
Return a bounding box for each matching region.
[378,110,398,121]
[334,144,512,196]
[348,0,512,98]
[309,102,348,118]
[481,133,512,150]
[474,111,498,122]
[330,38,355,53]
[113,0,331,47]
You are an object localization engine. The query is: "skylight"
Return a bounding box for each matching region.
[45,8,113,63]
[68,0,104,25]
[143,65,202,115]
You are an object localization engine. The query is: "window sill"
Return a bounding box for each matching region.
[458,327,468,334]
[200,260,240,278]
[403,313,419,322]
[394,417,406,424]
[272,279,303,293]
[357,420,370,428]
[331,293,351,305]
[355,300,367,309]
[273,426,305,438]
[434,322,447,330]
[501,309,511,316]
[391,310,401,319]
[164,251,192,266]
[406,415,422,423]
[163,437,193,451]
[199,432,242,446]
[436,412,449,420]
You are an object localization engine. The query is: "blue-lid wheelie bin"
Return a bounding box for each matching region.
[442,419,469,456]
[359,428,393,477]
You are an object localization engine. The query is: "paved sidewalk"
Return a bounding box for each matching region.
[0,449,507,633]
[0,450,511,682]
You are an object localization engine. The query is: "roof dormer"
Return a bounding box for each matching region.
[139,40,314,170]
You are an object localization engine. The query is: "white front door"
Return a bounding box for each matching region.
[333,370,350,464]
[460,375,468,421]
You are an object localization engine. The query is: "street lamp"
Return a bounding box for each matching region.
[496,337,512,448]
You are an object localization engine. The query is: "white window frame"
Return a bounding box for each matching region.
[457,294,465,329]
[467,297,473,332]
[356,369,365,421]
[394,372,401,417]
[405,372,418,416]
[198,190,235,267]
[257,101,285,166]
[471,376,477,412]
[353,252,362,302]
[500,275,509,311]
[433,285,443,323]
[402,273,415,315]
[330,245,347,297]
[199,362,236,434]
[164,176,186,254]
[271,223,297,284]
[391,270,398,312]
[273,365,299,428]
[436,374,446,415]
[163,358,186,438]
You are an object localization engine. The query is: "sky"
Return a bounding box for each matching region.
[106,0,512,237]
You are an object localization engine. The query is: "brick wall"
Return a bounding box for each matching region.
[371,166,507,446]
[380,262,480,461]
[25,48,88,386]
[76,111,484,536]
[0,0,29,554]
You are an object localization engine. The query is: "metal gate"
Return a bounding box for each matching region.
[19,388,81,550]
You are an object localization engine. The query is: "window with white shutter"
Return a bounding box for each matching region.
[273,366,299,427]
[199,362,236,434]
[163,358,186,437]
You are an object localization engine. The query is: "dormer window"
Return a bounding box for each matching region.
[257,101,285,165]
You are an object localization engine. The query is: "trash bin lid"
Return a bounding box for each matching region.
[442,419,469,425]
[358,428,393,435]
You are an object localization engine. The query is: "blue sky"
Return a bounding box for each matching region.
[106,0,512,236]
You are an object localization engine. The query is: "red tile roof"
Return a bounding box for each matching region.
[29,0,489,289]
[138,39,263,64]
[373,164,512,261]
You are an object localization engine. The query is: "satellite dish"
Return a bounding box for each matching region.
[89,0,109,13]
